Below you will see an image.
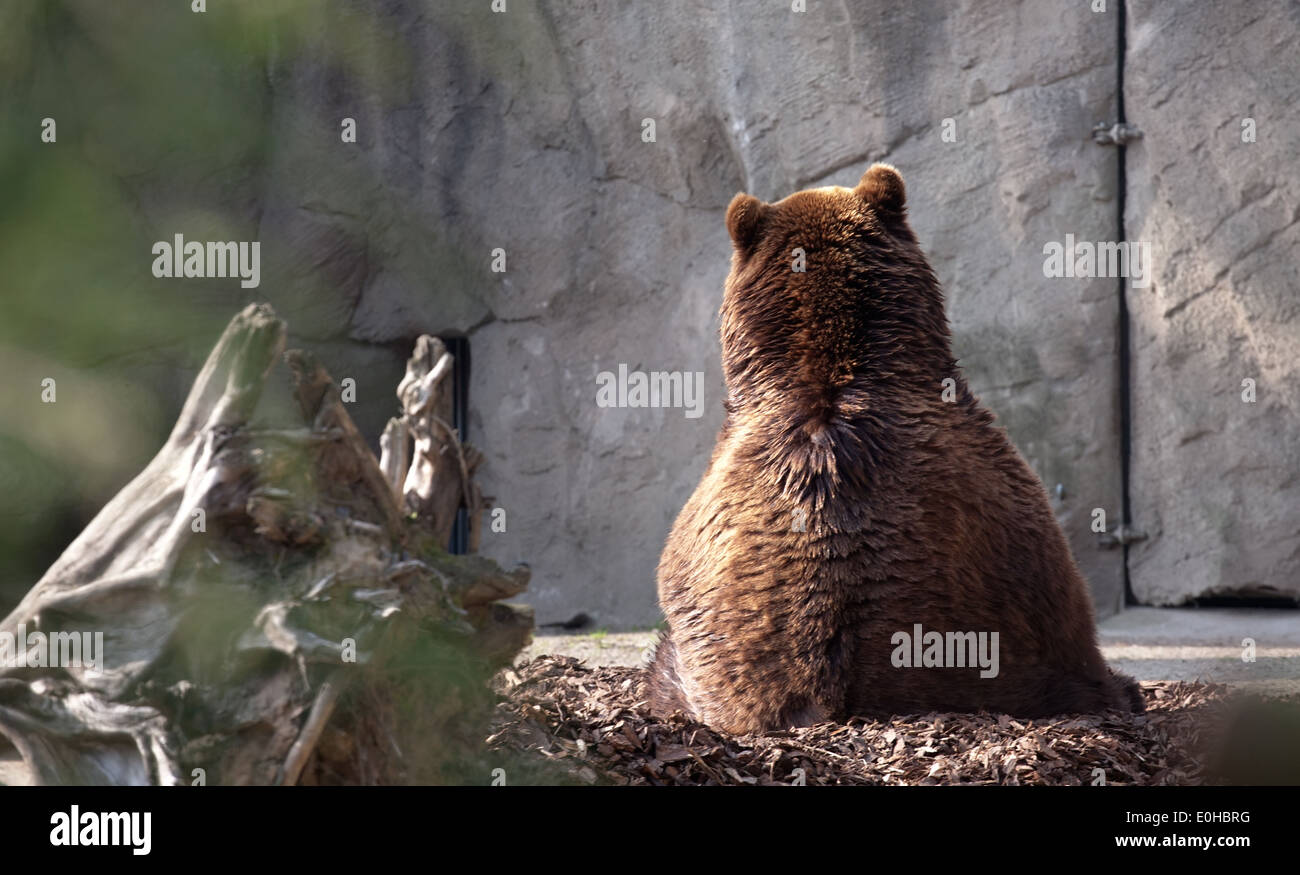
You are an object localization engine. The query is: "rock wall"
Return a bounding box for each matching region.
[6,0,1293,627]
[1124,1,1300,603]
[263,0,1126,624]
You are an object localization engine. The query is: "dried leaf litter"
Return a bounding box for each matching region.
[488,655,1230,786]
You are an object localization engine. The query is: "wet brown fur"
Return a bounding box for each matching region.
[647,165,1143,734]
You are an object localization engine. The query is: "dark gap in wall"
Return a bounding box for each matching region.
[441,335,471,555]
[1191,595,1300,609]
[1116,0,1137,606]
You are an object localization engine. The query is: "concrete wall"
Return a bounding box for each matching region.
[3,0,1294,626]
[1124,1,1300,603]
[403,0,1128,623]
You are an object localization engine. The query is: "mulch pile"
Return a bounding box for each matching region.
[487,655,1230,786]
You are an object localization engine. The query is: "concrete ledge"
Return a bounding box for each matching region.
[1098,607,1300,695]
[523,608,1300,698]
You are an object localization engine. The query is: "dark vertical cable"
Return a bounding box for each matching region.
[1115,0,1135,605]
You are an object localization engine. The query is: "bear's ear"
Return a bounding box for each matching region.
[855,163,906,215]
[726,192,768,254]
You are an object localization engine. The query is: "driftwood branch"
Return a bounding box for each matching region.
[379,335,488,548]
[0,304,532,786]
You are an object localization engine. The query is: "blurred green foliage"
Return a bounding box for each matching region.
[0,0,403,610]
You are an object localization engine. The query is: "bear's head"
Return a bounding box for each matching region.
[719,164,953,412]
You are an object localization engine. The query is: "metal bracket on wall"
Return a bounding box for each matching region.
[1098,524,1148,549]
[1092,121,1143,146]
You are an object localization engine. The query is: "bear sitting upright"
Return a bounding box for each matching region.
[646,164,1143,734]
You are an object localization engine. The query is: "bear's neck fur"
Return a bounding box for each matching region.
[717,225,962,508]
[721,243,956,409]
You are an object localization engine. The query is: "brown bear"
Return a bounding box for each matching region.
[646,164,1142,735]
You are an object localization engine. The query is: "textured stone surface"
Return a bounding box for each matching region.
[446,1,1126,623]
[3,1,1150,626]
[1124,1,1300,603]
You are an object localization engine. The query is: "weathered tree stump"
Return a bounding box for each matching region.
[0,303,531,785]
